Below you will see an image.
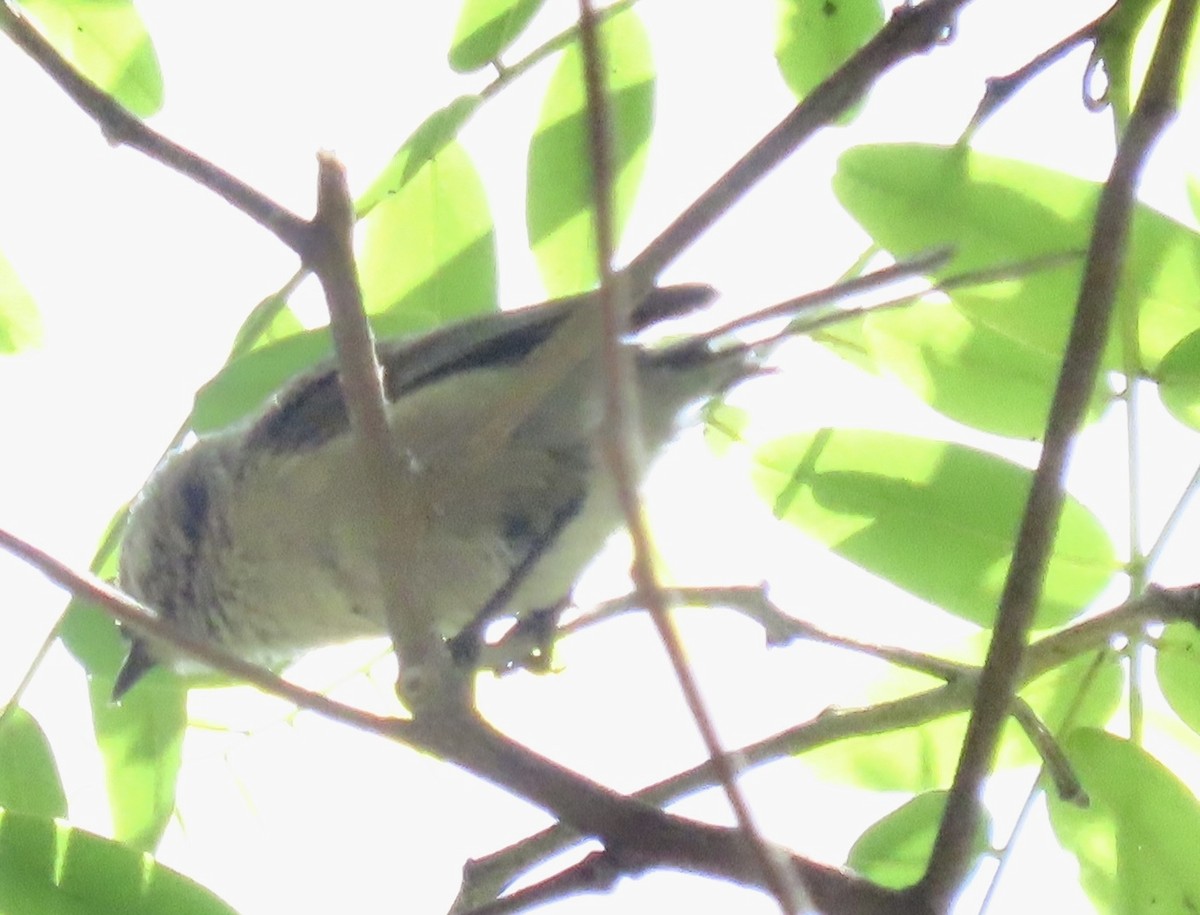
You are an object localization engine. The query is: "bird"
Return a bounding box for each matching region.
[112,283,763,699]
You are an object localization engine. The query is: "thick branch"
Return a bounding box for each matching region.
[5,517,1198,914]
[2,522,915,911]
[457,584,1200,905]
[305,155,460,708]
[921,1,1199,907]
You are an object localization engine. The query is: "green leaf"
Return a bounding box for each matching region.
[847,790,988,888]
[1093,0,1200,132]
[17,0,163,117]
[0,710,67,819]
[355,95,483,218]
[1154,328,1200,430]
[57,506,187,851]
[91,674,186,851]
[527,7,654,294]
[197,120,501,435]
[60,605,186,853]
[704,401,754,457]
[818,297,1110,439]
[1091,0,1161,131]
[833,144,1200,384]
[448,0,546,72]
[192,330,337,434]
[1156,621,1200,735]
[0,251,42,353]
[1048,729,1200,914]
[227,289,305,357]
[805,652,1122,793]
[0,810,238,915]
[200,133,497,433]
[775,0,883,123]
[58,501,129,674]
[192,233,497,434]
[999,652,1123,767]
[358,140,496,318]
[753,429,1118,628]
[1046,787,1119,912]
[61,600,126,675]
[806,707,967,793]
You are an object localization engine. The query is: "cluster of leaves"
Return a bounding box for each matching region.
[2,0,1200,913]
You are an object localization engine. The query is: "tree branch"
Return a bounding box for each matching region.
[0,0,310,251]
[453,585,1200,907]
[577,2,804,911]
[0,526,402,734]
[305,154,464,708]
[5,519,1197,913]
[958,4,1111,142]
[625,0,970,292]
[920,0,1199,906]
[0,524,873,906]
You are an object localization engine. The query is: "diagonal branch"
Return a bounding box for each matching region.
[455,585,1200,907]
[626,0,970,292]
[0,0,310,252]
[575,3,805,912]
[0,522,914,914]
[920,0,1200,907]
[958,5,1110,142]
[6,517,1199,913]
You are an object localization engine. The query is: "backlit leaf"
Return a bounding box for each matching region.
[753,429,1118,627]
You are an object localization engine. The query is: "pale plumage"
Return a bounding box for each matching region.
[114,285,760,697]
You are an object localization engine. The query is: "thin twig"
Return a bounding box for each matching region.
[480,0,639,101]
[577,2,803,908]
[0,526,404,733]
[567,585,971,681]
[408,709,912,914]
[0,523,902,910]
[977,649,1109,912]
[0,0,309,251]
[0,615,64,733]
[455,585,1200,905]
[958,4,1112,143]
[480,696,1099,915]
[696,247,953,341]
[1145,458,1200,572]
[4,521,1197,912]
[920,1,1199,907]
[1008,699,1085,805]
[456,851,620,915]
[693,247,1079,348]
[625,0,971,292]
[192,0,643,352]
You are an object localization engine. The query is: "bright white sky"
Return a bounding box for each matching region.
[3,1,1199,913]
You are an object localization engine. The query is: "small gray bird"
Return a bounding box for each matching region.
[113,284,761,698]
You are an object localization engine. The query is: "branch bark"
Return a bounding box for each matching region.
[920,0,1200,906]
[453,585,1200,908]
[0,0,310,251]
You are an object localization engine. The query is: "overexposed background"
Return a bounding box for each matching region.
[3,2,1198,913]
